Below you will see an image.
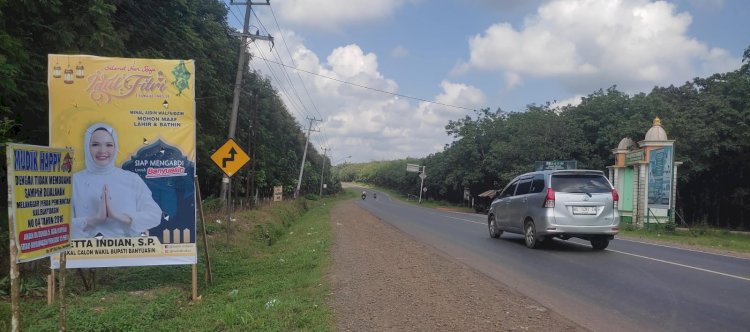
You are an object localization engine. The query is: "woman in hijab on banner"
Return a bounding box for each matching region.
[72,123,162,238]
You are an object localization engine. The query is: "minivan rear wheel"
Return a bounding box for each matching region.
[591,237,609,250]
[524,221,540,249]
[488,215,502,238]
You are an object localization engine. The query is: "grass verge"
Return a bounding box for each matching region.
[1,191,356,331]
[619,224,750,254]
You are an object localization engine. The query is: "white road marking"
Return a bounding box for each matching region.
[441,214,750,282]
[442,215,485,226]
[606,248,750,282]
[616,238,750,260]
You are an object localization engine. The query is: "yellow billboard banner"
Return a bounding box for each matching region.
[6,143,73,262]
[48,54,196,268]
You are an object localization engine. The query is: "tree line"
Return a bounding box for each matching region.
[341,47,750,230]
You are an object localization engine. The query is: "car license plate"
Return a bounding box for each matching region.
[572,206,597,215]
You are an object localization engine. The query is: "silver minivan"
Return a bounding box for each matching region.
[488,170,620,250]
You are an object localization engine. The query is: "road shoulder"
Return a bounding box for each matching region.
[327,200,586,331]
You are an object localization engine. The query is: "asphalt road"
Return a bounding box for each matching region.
[356,189,750,332]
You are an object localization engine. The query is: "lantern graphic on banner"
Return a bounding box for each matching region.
[63,65,74,84]
[75,61,84,78]
[52,58,62,78]
[63,57,74,84]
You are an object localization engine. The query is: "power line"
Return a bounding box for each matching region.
[267,4,331,145]
[227,6,244,27]
[253,7,329,145]
[252,54,476,112]
[255,36,313,120]
[249,46,309,120]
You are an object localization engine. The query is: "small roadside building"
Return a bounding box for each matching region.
[474,189,498,214]
[608,117,682,227]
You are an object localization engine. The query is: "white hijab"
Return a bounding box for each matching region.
[83,123,119,175]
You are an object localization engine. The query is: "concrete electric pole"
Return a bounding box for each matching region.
[221,0,273,204]
[319,147,328,198]
[295,117,321,198]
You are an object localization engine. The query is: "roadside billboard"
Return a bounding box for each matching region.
[48,54,196,268]
[647,146,673,210]
[7,144,73,262]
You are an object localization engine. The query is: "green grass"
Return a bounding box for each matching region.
[619,223,750,254]
[1,191,356,331]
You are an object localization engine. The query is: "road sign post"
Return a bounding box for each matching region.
[210,139,250,242]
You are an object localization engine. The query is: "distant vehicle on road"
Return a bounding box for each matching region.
[488,170,620,250]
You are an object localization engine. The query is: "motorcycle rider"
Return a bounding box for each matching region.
[362,191,367,200]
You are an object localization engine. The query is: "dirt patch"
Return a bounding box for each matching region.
[327,200,586,331]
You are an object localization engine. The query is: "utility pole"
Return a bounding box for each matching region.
[247,92,259,206]
[295,117,321,198]
[418,166,426,204]
[221,0,273,204]
[319,147,328,198]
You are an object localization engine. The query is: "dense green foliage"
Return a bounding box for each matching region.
[0,0,334,275]
[341,48,750,230]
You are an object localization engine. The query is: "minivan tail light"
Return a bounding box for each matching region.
[612,188,619,208]
[543,188,555,208]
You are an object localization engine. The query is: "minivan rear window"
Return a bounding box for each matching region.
[551,174,611,193]
[515,179,532,195]
[530,175,545,193]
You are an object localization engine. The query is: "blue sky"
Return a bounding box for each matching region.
[227,0,748,164]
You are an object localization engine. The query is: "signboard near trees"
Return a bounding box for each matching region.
[7,144,73,262]
[48,54,197,269]
[625,149,645,166]
[648,147,673,210]
[6,144,74,331]
[534,160,577,171]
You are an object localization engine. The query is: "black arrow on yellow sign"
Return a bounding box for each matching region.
[211,138,250,177]
[222,147,237,168]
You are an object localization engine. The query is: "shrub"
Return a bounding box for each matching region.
[689,220,711,237]
[202,196,224,213]
[621,222,636,232]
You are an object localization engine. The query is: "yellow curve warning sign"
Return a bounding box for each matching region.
[210,138,250,177]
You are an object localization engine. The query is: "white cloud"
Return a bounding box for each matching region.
[251,38,484,162]
[327,45,382,79]
[273,0,413,31]
[415,81,487,126]
[460,0,741,93]
[550,94,584,109]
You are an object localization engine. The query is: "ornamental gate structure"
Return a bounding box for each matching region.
[608,118,682,227]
